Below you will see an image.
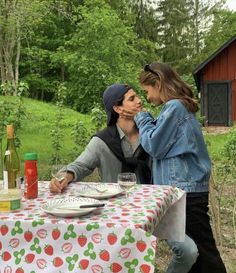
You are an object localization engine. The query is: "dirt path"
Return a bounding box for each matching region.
[203,126,231,135]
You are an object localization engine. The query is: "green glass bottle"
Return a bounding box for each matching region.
[3,124,20,189]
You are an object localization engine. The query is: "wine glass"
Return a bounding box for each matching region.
[117,172,137,198]
[51,164,67,183]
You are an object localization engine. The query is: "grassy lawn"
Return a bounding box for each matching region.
[204,133,229,161]
[0,96,94,179]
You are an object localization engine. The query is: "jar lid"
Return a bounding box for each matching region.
[24,152,38,160]
[0,189,22,201]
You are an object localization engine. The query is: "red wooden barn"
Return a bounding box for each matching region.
[193,34,236,126]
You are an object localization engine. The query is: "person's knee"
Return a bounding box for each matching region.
[182,241,198,266]
[167,239,199,267]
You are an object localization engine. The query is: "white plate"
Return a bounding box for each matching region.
[41,197,102,217]
[77,183,124,199]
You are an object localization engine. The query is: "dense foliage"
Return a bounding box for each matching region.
[0,0,236,113]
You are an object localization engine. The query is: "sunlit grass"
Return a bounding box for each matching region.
[204,133,229,161]
[1,96,92,180]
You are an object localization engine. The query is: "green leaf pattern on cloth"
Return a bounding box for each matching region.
[66,254,79,271]
[32,219,44,227]
[121,228,135,245]
[124,258,139,273]
[13,249,25,264]
[86,222,99,231]
[84,242,96,260]
[144,248,155,265]
[11,221,23,235]
[0,182,185,272]
[64,224,76,240]
[30,238,42,254]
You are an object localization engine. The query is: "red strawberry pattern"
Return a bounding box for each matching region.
[140,264,151,273]
[107,232,117,245]
[52,228,60,240]
[106,223,115,228]
[24,231,33,242]
[0,225,8,236]
[77,234,87,247]
[79,259,89,270]
[44,244,54,255]
[110,262,122,273]
[0,182,184,272]
[99,249,110,261]
[25,253,35,264]
[2,251,11,261]
[53,257,63,267]
[15,268,24,273]
[136,240,147,252]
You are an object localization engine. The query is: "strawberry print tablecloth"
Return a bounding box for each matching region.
[0,182,186,273]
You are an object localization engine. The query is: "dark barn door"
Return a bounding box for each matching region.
[206,82,231,126]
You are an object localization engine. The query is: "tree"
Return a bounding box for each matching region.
[188,0,226,68]
[65,0,141,112]
[200,9,236,62]
[103,0,159,69]
[19,0,84,100]
[156,0,194,72]
[156,0,226,73]
[0,0,48,95]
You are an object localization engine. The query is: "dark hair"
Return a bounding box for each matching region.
[109,95,125,125]
[139,62,199,113]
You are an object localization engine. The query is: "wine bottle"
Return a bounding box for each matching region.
[3,124,21,189]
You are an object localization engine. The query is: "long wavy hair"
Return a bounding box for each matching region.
[139,62,199,113]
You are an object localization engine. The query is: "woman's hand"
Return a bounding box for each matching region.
[120,106,146,119]
[49,172,74,193]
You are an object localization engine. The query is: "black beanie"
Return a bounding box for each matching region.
[103,84,131,125]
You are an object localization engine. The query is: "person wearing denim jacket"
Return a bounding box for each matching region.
[135,99,210,193]
[124,62,226,273]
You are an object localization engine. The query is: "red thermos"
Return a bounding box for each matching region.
[24,153,38,199]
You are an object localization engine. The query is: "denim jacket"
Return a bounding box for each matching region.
[134,99,211,193]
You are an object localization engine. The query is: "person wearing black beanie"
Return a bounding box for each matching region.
[49,83,152,192]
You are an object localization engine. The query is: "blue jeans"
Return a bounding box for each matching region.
[166,234,198,273]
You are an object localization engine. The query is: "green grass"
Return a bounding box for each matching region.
[204,134,229,161]
[0,96,93,180]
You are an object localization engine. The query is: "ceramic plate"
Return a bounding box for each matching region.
[76,183,124,199]
[41,197,102,217]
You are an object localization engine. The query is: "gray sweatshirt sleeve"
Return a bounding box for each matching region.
[66,137,102,181]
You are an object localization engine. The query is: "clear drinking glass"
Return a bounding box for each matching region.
[117,172,137,198]
[51,164,67,183]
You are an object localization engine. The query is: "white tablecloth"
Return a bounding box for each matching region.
[0,182,186,273]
